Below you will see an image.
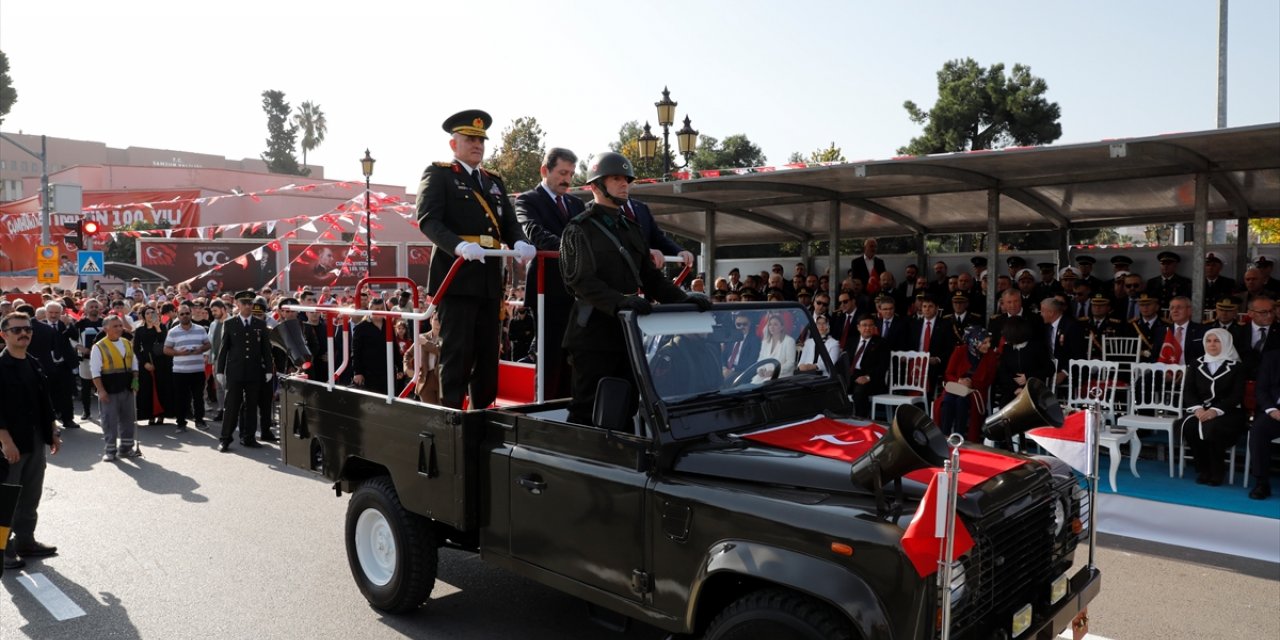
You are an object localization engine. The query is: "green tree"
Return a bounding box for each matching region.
[104,221,171,264]
[292,100,327,169]
[691,134,766,171]
[786,143,846,164]
[609,120,667,181]
[261,90,305,175]
[1252,219,1280,244]
[484,116,545,192]
[899,58,1062,155]
[0,50,16,126]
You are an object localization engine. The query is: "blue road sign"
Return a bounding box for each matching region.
[77,250,105,276]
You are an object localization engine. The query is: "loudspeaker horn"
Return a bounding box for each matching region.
[850,404,950,490]
[982,378,1065,440]
[270,318,312,367]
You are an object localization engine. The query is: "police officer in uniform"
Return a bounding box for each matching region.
[1147,251,1193,309]
[1075,255,1107,302]
[559,152,708,425]
[416,110,536,410]
[215,291,273,452]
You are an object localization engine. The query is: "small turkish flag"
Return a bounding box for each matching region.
[1157,329,1182,365]
[901,470,974,577]
[866,268,881,294]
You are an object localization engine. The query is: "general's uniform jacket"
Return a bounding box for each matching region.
[1131,317,1169,362]
[216,315,273,383]
[1080,316,1131,358]
[1146,274,1193,308]
[416,161,526,299]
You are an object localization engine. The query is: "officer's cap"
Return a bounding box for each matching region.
[1090,293,1111,304]
[442,109,492,139]
[1137,293,1159,305]
[1205,252,1224,265]
[1157,251,1181,264]
[277,297,299,309]
[1216,297,1240,311]
[1110,255,1134,267]
[796,288,813,298]
[1256,255,1275,267]
[952,292,970,303]
[252,296,269,313]
[1060,266,1079,279]
[234,290,256,303]
[1037,262,1056,273]
[1075,255,1097,266]
[1015,268,1035,281]
[970,256,988,268]
[1114,271,1130,280]
[1007,256,1027,269]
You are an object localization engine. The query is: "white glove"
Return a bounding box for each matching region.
[454,241,485,262]
[513,240,536,265]
[649,249,665,269]
[216,373,226,385]
[678,250,695,269]
[265,373,273,382]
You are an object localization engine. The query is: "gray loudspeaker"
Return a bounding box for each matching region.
[982,378,1065,440]
[850,404,950,489]
[270,318,312,367]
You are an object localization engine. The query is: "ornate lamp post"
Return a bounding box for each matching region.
[360,150,376,274]
[638,87,699,179]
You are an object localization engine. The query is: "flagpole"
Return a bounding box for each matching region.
[1085,390,1103,570]
[938,433,964,640]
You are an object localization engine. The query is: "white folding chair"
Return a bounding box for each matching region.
[1116,363,1186,477]
[870,350,930,424]
[1102,335,1141,367]
[1068,359,1139,491]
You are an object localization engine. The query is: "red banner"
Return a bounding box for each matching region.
[285,242,398,289]
[406,244,433,289]
[138,239,277,292]
[0,190,201,276]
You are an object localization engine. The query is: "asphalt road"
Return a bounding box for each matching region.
[2,416,1278,640]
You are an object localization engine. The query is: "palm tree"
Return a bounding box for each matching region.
[293,100,327,169]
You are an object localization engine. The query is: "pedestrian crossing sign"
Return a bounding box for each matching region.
[77,250,105,275]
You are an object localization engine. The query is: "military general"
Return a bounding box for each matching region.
[416,110,535,410]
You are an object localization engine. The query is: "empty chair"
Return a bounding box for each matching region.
[1102,336,1141,368]
[1068,359,1139,491]
[1116,363,1186,477]
[870,350,930,424]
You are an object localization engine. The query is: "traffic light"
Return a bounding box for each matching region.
[62,218,98,250]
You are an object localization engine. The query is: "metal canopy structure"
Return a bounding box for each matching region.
[629,123,1280,245]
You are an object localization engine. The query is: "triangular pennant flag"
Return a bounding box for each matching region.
[1027,411,1091,475]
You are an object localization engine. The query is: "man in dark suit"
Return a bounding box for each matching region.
[1248,348,1280,499]
[722,313,763,382]
[894,263,920,305]
[847,315,889,419]
[831,291,865,353]
[988,288,1031,345]
[1147,251,1193,309]
[515,147,584,400]
[215,291,273,452]
[1038,297,1085,386]
[42,301,82,429]
[623,198,693,271]
[416,109,535,410]
[1165,296,1205,366]
[849,238,887,297]
[908,294,954,391]
[874,295,908,351]
[1231,296,1279,379]
[928,261,950,301]
[16,303,77,430]
[1203,252,1237,312]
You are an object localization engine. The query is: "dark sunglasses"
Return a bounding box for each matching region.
[4,326,33,334]
[837,298,851,304]
[1124,284,1141,289]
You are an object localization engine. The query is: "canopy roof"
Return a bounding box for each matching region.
[628,123,1280,245]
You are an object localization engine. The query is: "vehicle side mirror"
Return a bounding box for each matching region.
[592,377,632,431]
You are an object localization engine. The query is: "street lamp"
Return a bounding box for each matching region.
[638,87,698,179]
[360,149,375,274]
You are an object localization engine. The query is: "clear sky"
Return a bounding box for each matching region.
[2,0,1277,191]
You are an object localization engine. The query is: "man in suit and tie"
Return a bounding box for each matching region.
[215,290,273,452]
[848,315,890,419]
[988,288,1030,345]
[874,296,908,351]
[908,294,954,391]
[1232,296,1280,379]
[1039,297,1085,386]
[1165,296,1205,366]
[40,301,80,430]
[832,291,863,353]
[849,239,887,296]
[622,198,694,271]
[1203,252,1237,312]
[416,109,536,410]
[722,313,763,382]
[515,147,584,400]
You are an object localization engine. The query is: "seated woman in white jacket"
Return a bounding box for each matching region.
[752,313,798,384]
[797,313,841,375]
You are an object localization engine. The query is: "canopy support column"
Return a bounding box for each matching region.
[828,200,840,302]
[914,233,927,273]
[986,189,1000,319]
[1054,228,1070,272]
[1235,212,1249,283]
[1192,174,1208,315]
[702,209,716,285]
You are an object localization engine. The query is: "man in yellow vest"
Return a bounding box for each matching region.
[91,315,139,462]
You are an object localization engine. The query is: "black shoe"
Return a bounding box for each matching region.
[80,413,91,421]
[62,422,81,430]
[241,440,263,448]
[260,433,279,443]
[174,426,188,434]
[3,556,24,570]
[195,421,209,431]
[1250,483,1272,500]
[212,411,224,422]
[15,542,58,557]
[1196,472,1210,485]
[218,441,232,453]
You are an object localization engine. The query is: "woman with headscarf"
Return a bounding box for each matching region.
[937,326,999,440]
[1181,327,1247,486]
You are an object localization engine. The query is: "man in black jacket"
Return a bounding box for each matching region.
[515,147,585,399]
[0,311,62,571]
[849,239,887,297]
[624,198,693,271]
[722,313,763,382]
[847,315,890,419]
[560,152,705,425]
[417,109,536,410]
[1249,349,1280,499]
[215,291,273,452]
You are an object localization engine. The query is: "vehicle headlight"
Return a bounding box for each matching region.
[1051,497,1067,536]
[948,559,967,606]
[1075,486,1090,538]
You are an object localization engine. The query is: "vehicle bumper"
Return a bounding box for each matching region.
[1027,565,1101,639]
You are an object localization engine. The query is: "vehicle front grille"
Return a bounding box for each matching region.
[946,489,1056,638]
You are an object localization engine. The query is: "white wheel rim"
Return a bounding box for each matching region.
[355,508,397,586]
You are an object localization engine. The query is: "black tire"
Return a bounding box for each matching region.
[703,589,852,640]
[344,476,437,613]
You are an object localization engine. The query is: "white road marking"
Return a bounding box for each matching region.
[17,572,87,621]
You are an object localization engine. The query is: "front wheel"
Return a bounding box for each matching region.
[703,589,851,640]
[345,476,438,612]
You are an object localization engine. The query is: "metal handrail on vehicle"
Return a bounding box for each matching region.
[284,249,695,406]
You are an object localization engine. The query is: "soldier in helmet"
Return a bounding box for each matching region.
[559,152,710,425]
[416,109,536,410]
